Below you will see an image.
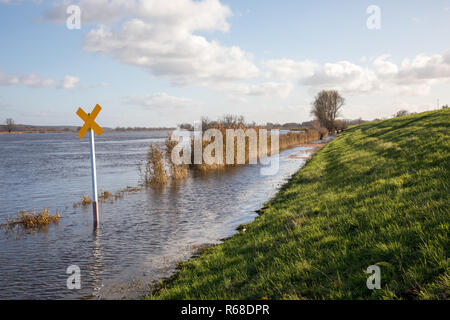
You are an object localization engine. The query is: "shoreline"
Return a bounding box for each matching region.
[142,138,332,299]
[145,109,449,300]
[89,139,332,299]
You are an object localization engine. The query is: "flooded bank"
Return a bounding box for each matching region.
[0,131,330,299]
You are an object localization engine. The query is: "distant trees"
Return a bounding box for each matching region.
[198,115,247,132]
[355,117,364,125]
[5,118,15,133]
[265,122,307,129]
[114,126,175,131]
[394,110,410,117]
[178,115,247,132]
[178,123,194,131]
[311,90,345,132]
[219,114,245,128]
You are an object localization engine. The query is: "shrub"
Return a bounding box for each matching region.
[318,127,328,139]
[165,135,189,180]
[10,209,60,229]
[143,144,168,186]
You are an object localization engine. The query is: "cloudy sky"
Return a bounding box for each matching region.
[1,0,449,127]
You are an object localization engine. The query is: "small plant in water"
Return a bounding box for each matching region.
[99,190,113,202]
[140,144,168,186]
[5,208,60,229]
[81,195,92,206]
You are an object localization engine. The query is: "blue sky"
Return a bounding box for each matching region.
[1,0,450,127]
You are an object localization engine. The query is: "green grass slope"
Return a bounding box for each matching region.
[148,109,449,300]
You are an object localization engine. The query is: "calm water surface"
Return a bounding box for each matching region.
[0,131,320,299]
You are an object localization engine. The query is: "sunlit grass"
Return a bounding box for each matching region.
[147,108,449,300]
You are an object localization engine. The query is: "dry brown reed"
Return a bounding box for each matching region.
[6,208,60,229]
[165,135,189,180]
[73,186,142,208]
[142,116,323,185]
[81,195,92,205]
[143,144,168,186]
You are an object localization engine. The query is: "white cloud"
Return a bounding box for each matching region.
[46,0,231,31]
[0,71,55,88]
[399,53,450,80]
[375,52,450,95]
[0,71,84,90]
[60,75,80,89]
[264,51,450,96]
[46,0,259,87]
[124,92,198,110]
[302,61,378,94]
[42,1,450,104]
[373,54,399,76]
[264,59,317,79]
[219,82,293,98]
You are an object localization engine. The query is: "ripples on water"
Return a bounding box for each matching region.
[0,131,318,299]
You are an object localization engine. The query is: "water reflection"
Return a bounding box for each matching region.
[90,229,104,299]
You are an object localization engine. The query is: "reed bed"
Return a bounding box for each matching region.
[140,145,169,186]
[140,116,323,186]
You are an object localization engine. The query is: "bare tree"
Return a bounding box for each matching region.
[200,116,213,132]
[219,114,245,128]
[310,90,345,131]
[308,119,321,131]
[5,118,15,133]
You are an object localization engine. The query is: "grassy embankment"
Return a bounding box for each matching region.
[147,109,449,299]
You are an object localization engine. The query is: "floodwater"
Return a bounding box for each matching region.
[0,131,322,299]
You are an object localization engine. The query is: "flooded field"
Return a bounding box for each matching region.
[0,131,321,299]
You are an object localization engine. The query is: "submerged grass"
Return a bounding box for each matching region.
[73,186,142,208]
[147,109,449,300]
[3,208,60,230]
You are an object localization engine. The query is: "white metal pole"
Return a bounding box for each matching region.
[89,128,99,228]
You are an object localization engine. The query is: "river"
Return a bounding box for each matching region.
[0,131,322,299]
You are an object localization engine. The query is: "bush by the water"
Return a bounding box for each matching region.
[141,144,169,186]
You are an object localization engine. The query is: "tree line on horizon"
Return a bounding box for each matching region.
[3,94,447,134]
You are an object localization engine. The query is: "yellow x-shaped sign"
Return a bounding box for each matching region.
[76,104,104,139]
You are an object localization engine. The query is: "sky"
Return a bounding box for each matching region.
[0,0,449,127]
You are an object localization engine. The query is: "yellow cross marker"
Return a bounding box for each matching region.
[76,104,104,139]
[76,104,103,229]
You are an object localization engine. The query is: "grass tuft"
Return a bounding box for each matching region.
[3,208,60,230]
